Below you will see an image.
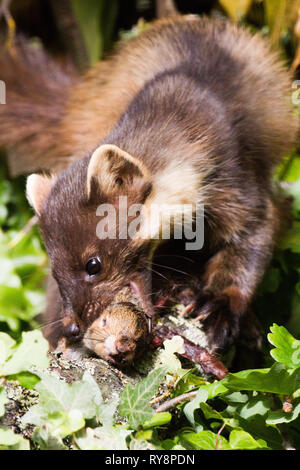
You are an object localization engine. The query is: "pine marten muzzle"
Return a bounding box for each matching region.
[2,16,297,355]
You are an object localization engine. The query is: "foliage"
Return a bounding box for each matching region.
[0,327,299,450]
[0,167,47,335]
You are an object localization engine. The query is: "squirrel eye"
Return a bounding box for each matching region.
[85,257,102,276]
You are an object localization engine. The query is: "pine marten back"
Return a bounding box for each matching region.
[1,16,298,356]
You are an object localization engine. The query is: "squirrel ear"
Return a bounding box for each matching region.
[26,174,56,215]
[87,144,152,200]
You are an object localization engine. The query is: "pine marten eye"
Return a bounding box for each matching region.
[85,257,102,276]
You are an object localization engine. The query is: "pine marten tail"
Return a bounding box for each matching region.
[0,38,78,176]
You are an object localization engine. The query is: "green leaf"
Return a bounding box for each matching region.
[158,335,185,375]
[0,387,8,417]
[199,402,238,428]
[229,429,269,450]
[0,427,30,450]
[71,0,104,63]
[0,332,16,365]
[118,367,166,430]
[280,222,300,253]
[184,389,209,427]
[32,371,98,418]
[143,412,172,429]
[288,178,300,212]
[75,426,132,450]
[180,429,231,450]
[0,330,49,376]
[21,371,102,441]
[237,396,271,420]
[223,363,300,395]
[7,371,40,389]
[237,414,283,449]
[175,371,206,396]
[268,324,300,370]
[267,399,300,425]
[31,426,68,450]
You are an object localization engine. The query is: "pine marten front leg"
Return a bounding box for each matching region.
[189,199,282,351]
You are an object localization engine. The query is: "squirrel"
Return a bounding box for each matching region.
[0,15,298,353]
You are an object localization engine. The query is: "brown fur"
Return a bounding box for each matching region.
[84,302,148,364]
[0,39,78,175]
[1,16,298,352]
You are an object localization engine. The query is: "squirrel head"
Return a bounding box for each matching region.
[83,302,149,364]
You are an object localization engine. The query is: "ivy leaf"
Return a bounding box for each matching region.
[184,389,209,427]
[0,387,8,417]
[280,222,300,253]
[7,371,40,389]
[118,367,166,430]
[158,336,185,375]
[223,363,300,395]
[268,324,300,370]
[27,371,97,418]
[75,426,132,450]
[236,415,283,450]
[199,402,238,428]
[0,332,16,366]
[228,429,269,450]
[267,399,300,425]
[31,426,68,450]
[21,371,100,441]
[180,430,231,450]
[80,372,119,427]
[237,396,271,420]
[0,427,30,450]
[143,412,172,429]
[0,330,49,376]
[175,370,207,396]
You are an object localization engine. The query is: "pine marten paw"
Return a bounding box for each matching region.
[192,292,242,352]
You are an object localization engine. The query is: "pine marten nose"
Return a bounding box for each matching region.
[63,322,82,342]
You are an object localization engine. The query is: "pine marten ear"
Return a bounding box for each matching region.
[26,174,56,216]
[87,144,152,201]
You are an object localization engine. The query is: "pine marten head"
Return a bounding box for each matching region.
[27,144,158,344]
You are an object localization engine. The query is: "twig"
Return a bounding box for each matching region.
[152,324,228,380]
[150,373,178,405]
[215,422,226,450]
[155,390,197,412]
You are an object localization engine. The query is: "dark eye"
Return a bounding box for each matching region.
[85,257,102,276]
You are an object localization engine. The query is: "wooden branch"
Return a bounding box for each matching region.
[155,390,197,412]
[152,323,228,380]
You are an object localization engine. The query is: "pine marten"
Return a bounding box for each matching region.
[0,15,298,353]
